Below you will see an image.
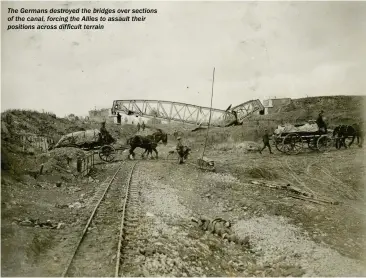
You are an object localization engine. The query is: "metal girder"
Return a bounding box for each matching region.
[231,99,264,123]
[111,99,264,127]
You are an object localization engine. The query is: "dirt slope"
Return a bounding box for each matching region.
[251,95,366,125]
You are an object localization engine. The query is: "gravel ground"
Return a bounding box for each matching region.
[233,215,366,276]
[2,141,365,277]
[119,162,255,277]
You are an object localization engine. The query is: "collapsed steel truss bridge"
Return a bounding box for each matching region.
[111,99,264,127]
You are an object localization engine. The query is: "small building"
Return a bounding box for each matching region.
[88,108,114,123]
[262,98,292,115]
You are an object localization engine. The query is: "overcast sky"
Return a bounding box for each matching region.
[2,1,366,116]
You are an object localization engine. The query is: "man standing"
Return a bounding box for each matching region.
[259,129,273,154]
[116,112,121,124]
[142,122,146,131]
[316,110,327,133]
[137,122,141,132]
[176,137,185,164]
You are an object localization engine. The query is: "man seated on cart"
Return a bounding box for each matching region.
[99,121,114,144]
[316,110,328,134]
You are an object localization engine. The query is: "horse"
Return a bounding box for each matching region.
[333,124,363,149]
[127,130,168,159]
[141,132,168,157]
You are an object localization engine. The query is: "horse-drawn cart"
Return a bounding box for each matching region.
[273,123,334,155]
[51,129,129,162]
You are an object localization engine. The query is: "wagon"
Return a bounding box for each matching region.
[51,129,129,162]
[273,123,334,155]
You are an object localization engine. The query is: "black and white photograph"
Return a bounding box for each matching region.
[1,1,366,277]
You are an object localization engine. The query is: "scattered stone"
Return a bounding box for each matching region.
[55,204,68,209]
[15,218,62,229]
[57,222,65,229]
[69,202,83,209]
[251,180,261,185]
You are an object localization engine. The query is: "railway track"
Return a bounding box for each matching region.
[61,161,141,277]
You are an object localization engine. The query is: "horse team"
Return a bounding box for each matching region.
[126,129,168,160]
[332,123,364,149]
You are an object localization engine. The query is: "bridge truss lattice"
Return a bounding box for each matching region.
[111,99,264,127]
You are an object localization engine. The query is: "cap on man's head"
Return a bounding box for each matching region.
[177,137,181,140]
[320,110,324,113]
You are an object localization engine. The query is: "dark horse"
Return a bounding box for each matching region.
[333,123,363,149]
[127,130,168,159]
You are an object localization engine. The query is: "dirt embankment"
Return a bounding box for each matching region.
[1,109,137,175]
[251,95,366,126]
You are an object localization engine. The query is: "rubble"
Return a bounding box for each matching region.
[191,216,250,247]
[13,218,65,229]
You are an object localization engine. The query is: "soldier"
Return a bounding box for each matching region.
[99,121,108,142]
[142,121,146,131]
[316,110,327,134]
[173,130,178,139]
[137,122,141,132]
[116,112,121,124]
[176,137,185,164]
[259,129,273,154]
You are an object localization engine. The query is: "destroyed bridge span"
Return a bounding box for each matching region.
[111,99,264,127]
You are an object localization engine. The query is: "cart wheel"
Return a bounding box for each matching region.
[317,135,332,152]
[274,135,286,153]
[344,137,353,148]
[307,139,317,150]
[282,133,303,155]
[99,145,116,162]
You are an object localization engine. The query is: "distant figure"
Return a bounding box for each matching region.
[316,110,327,134]
[259,129,273,154]
[137,122,141,132]
[99,121,108,142]
[117,113,121,124]
[176,137,185,164]
[142,122,146,131]
[173,130,178,138]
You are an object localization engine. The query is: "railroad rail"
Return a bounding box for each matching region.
[61,161,140,277]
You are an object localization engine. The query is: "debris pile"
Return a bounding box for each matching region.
[13,218,65,229]
[213,141,261,153]
[191,216,250,246]
[53,129,101,148]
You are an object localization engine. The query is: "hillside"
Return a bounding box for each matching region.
[1,109,137,177]
[251,95,366,126]
[1,109,137,142]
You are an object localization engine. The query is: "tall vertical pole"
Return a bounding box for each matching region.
[201,67,215,160]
